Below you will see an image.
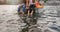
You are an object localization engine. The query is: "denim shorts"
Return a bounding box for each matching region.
[22,4,26,12]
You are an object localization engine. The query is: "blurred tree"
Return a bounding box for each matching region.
[44,0,48,3]
[0,0,6,4]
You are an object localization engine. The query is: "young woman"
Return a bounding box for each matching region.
[29,0,36,16]
[25,0,30,16]
[17,0,26,14]
[26,0,35,16]
[25,0,36,16]
[35,0,44,13]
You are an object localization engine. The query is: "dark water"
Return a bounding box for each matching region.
[0,5,60,32]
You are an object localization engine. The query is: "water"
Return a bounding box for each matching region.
[0,5,60,32]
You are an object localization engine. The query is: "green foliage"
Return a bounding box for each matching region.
[21,26,29,32]
[44,0,48,3]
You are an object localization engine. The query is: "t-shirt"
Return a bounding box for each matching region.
[35,2,44,8]
[29,0,32,4]
[29,0,34,5]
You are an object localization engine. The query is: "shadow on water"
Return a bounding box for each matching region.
[17,12,25,23]
[49,24,60,32]
[17,12,38,25]
[17,12,39,32]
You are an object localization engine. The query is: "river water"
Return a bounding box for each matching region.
[0,5,60,32]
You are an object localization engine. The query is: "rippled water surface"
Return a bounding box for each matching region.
[0,5,60,32]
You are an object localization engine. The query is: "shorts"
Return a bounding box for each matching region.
[29,4,35,13]
[25,4,36,14]
[25,9,29,14]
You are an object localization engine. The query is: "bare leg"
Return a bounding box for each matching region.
[30,10,34,16]
[28,10,30,16]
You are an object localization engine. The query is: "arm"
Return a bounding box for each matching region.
[39,2,44,8]
[17,4,23,12]
[19,4,23,8]
[40,4,44,8]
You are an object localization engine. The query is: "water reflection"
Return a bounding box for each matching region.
[17,11,38,32]
[49,23,60,32]
[18,13,38,25]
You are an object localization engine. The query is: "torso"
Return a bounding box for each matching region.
[29,0,33,4]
